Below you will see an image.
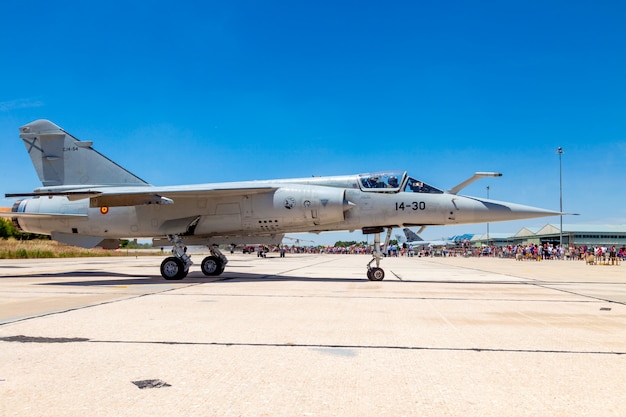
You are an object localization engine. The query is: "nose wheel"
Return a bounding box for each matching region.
[367,267,385,281]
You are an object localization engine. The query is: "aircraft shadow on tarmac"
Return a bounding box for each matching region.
[5,267,582,287]
[22,273,543,288]
[8,271,623,305]
[19,270,367,287]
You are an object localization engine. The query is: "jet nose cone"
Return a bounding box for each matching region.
[453,196,561,224]
[479,199,561,221]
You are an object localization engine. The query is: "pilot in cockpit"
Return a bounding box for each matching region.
[388,176,399,188]
[408,179,425,192]
[367,176,380,188]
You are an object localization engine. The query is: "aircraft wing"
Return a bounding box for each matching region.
[6,185,278,208]
[90,185,278,208]
[0,212,87,219]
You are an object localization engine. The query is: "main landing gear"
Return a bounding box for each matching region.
[366,228,392,281]
[159,235,228,280]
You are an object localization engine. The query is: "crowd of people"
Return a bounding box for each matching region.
[477,243,625,263]
[251,242,625,264]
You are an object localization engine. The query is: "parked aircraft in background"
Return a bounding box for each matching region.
[1,120,560,280]
[402,228,457,247]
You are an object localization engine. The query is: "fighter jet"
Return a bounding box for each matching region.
[1,120,560,281]
[402,228,457,247]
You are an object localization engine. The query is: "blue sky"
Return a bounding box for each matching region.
[1,0,624,245]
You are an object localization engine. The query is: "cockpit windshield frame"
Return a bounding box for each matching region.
[357,171,405,192]
[357,171,444,194]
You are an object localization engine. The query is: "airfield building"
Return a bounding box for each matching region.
[471,224,626,248]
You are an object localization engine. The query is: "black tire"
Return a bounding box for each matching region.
[367,267,385,281]
[160,257,186,280]
[201,256,224,276]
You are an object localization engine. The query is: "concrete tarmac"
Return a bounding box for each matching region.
[0,253,625,416]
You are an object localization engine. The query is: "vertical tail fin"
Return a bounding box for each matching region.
[402,228,423,242]
[19,120,149,188]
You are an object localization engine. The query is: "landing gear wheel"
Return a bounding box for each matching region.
[161,257,187,280]
[367,267,385,281]
[201,256,225,276]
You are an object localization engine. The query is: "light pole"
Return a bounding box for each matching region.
[486,186,490,245]
[557,147,564,248]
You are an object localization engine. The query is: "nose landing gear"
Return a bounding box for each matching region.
[366,228,392,281]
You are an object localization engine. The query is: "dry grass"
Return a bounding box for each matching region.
[0,238,160,259]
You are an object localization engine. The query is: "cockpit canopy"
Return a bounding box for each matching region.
[358,171,443,194]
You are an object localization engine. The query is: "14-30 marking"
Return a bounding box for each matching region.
[395,202,426,211]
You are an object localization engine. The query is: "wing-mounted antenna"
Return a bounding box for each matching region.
[447,172,502,195]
